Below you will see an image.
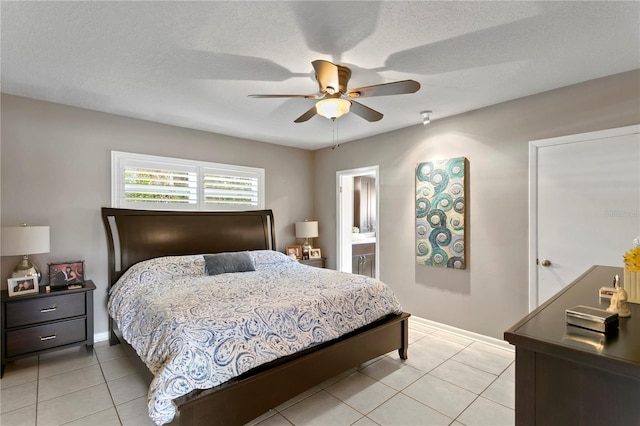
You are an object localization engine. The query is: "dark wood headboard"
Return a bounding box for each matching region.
[101,208,275,287]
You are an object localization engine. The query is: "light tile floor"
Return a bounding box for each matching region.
[1,321,515,426]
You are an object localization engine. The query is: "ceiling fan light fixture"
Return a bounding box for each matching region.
[316,98,351,120]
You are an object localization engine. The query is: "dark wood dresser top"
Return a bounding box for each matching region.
[505,265,640,378]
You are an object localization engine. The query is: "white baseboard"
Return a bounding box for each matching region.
[94,331,109,343]
[410,316,514,351]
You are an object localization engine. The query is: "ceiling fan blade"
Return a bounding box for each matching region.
[349,100,383,122]
[248,93,323,99]
[312,60,340,94]
[294,106,318,123]
[347,80,420,98]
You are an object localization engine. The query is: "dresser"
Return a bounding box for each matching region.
[1,280,95,377]
[504,266,639,425]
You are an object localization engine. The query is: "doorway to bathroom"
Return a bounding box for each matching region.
[336,166,379,278]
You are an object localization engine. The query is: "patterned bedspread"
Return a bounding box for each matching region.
[107,250,403,425]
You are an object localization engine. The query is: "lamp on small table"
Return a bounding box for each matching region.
[1,224,50,285]
[295,220,318,260]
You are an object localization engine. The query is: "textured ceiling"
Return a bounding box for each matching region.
[2,1,639,150]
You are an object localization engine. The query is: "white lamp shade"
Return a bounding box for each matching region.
[1,226,50,256]
[295,221,318,239]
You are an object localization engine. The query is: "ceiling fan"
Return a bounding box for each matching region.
[249,60,420,123]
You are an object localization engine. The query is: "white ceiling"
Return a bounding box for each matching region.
[2,1,639,150]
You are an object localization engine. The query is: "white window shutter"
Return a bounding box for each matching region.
[112,151,264,211]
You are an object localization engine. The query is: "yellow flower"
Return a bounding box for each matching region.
[624,246,640,272]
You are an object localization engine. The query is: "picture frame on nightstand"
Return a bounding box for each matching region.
[309,248,322,259]
[7,276,39,297]
[48,260,85,288]
[286,245,303,259]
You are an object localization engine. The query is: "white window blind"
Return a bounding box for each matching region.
[112,151,264,211]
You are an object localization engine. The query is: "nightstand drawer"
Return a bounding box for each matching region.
[298,257,326,268]
[5,318,87,357]
[5,293,86,328]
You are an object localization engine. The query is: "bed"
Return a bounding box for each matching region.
[101,207,410,426]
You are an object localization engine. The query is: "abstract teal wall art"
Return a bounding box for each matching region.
[416,157,466,269]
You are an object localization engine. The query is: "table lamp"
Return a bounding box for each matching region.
[295,220,318,258]
[1,224,50,284]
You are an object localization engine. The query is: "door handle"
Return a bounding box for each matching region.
[539,259,552,267]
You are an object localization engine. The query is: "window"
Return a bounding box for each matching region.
[111,151,264,211]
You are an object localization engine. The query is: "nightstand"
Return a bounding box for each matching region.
[298,257,326,268]
[1,280,95,377]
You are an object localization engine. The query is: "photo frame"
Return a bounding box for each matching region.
[8,276,39,297]
[286,245,303,260]
[48,260,85,287]
[309,248,322,259]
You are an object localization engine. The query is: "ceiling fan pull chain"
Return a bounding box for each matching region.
[332,119,340,150]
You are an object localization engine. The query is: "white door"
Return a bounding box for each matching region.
[530,125,640,310]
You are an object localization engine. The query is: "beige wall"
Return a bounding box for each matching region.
[2,70,638,341]
[0,94,315,337]
[313,70,640,338]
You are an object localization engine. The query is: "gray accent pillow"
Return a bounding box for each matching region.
[204,251,255,276]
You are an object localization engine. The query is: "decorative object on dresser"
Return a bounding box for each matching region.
[1,280,95,378]
[606,274,631,317]
[623,236,640,304]
[285,244,303,260]
[415,157,466,269]
[1,224,50,284]
[102,207,409,426]
[7,276,39,297]
[565,305,619,333]
[48,260,85,289]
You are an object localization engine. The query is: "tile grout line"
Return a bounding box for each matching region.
[450,358,515,425]
[398,350,469,424]
[363,345,478,425]
[93,350,124,425]
[477,359,516,411]
[36,355,40,425]
[350,387,400,426]
[373,321,513,422]
[335,377,401,420]
[445,344,487,426]
[397,336,513,425]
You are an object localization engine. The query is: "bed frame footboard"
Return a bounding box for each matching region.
[112,312,409,426]
[175,312,410,426]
